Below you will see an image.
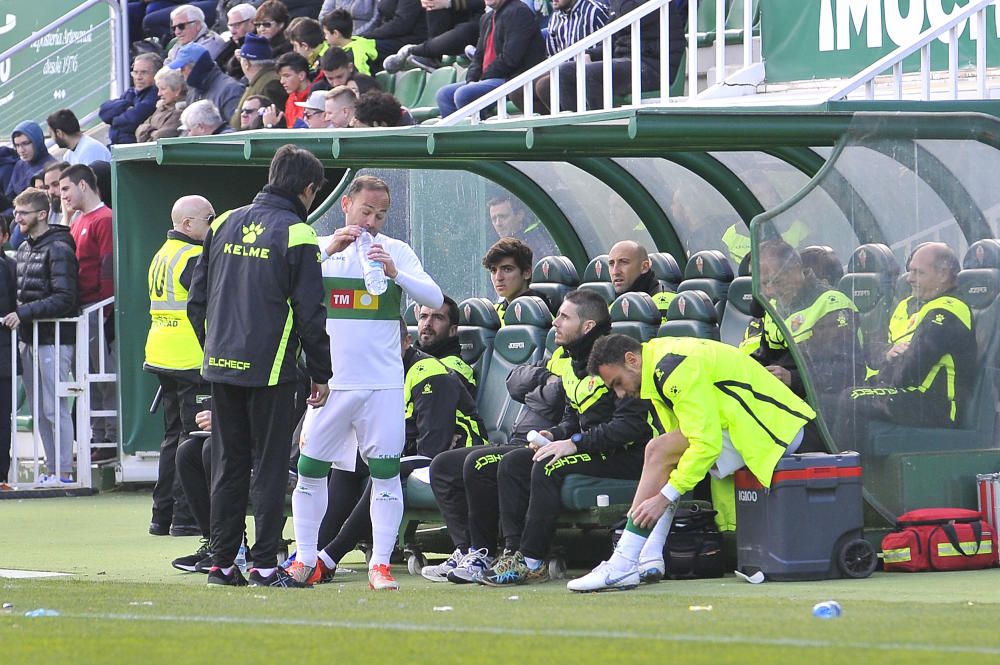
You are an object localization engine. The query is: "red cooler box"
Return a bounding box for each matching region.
[735,452,876,581]
[978,473,1000,531]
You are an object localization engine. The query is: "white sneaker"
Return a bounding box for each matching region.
[421,547,464,582]
[638,557,665,583]
[382,44,415,73]
[567,561,640,593]
[447,547,493,584]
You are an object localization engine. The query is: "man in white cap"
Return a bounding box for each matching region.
[295,91,332,128]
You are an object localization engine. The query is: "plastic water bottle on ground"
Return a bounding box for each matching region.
[812,601,842,619]
[236,541,248,574]
[356,230,387,295]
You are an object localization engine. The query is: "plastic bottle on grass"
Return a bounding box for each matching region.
[812,601,842,619]
[356,230,387,295]
[236,541,248,574]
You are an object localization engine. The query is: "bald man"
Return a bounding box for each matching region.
[607,241,674,320]
[144,195,216,537]
[835,242,976,450]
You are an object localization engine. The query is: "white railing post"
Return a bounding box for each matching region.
[687,0,698,94]
[659,4,671,98]
[7,329,15,487]
[742,0,752,68]
[630,21,641,105]
[715,0,725,85]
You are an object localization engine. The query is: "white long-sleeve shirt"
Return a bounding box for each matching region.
[317,233,443,390]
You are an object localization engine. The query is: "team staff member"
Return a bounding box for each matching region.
[483,237,551,322]
[608,240,674,319]
[290,175,443,592]
[187,145,332,589]
[835,242,975,450]
[289,319,487,584]
[568,334,815,592]
[145,195,215,537]
[415,297,477,398]
[478,289,655,586]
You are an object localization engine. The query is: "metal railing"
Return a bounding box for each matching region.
[0,0,129,139]
[437,0,759,125]
[5,297,117,491]
[826,0,998,101]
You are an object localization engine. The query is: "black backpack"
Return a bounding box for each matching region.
[663,502,724,579]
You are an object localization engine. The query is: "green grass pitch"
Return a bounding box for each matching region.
[2,491,999,665]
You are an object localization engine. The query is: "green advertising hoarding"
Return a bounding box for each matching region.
[762,0,1000,82]
[0,0,119,141]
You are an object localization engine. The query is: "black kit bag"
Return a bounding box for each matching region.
[664,502,724,579]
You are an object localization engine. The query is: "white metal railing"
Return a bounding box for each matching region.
[0,1,130,138]
[6,297,117,491]
[437,0,758,125]
[826,0,997,101]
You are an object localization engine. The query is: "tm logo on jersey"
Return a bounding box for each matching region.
[329,289,378,310]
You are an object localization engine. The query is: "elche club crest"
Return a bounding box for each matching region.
[464,304,471,321]
[621,297,630,318]
[542,261,550,280]
[595,261,603,279]
[514,302,523,320]
[678,295,687,317]
[695,256,704,274]
[976,244,985,266]
[790,314,805,332]
[858,249,867,270]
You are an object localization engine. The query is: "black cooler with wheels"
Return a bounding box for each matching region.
[735,451,876,581]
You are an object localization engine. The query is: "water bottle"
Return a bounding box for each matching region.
[356,230,387,295]
[812,600,842,619]
[527,430,551,447]
[235,541,248,574]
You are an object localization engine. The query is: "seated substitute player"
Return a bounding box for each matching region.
[568,334,815,592]
[289,175,443,591]
[415,296,477,398]
[608,240,675,320]
[286,319,487,583]
[483,237,551,322]
[474,289,656,586]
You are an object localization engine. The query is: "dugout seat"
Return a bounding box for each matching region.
[719,276,757,348]
[530,255,579,315]
[649,252,683,292]
[678,250,734,321]
[837,243,900,361]
[480,295,552,444]
[658,290,720,340]
[577,254,615,305]
[403,301,419,340]
[457,298,501,409]
[610,292,661,342]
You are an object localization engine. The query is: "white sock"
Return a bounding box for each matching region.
[318,550,336,569]
[639,503,677,563]
[523,556,543,570]
[609,530,647,572]
[369,475,403,567]
[291,474,328,568]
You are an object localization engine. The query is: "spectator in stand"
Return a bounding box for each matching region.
[88,161,114,210]
[136,67,189,142]
[5,188,79,485]
[6,122,55,248]
[359,0,427,70]
[229,34,289,129]
[59,164,117,455]
[435,0,546,119]
[529,0,608,112]
[320,0,379,36]
[324,85,358,128]
[262,52,312,127]
[41,162,70,227]
[546,0,687,112]
[46,110,112,165]
[182,100,237,135]
[278,0,326,19]
[255,1,293,59]
[237,95,273,130]
[99,53,163,145]
[347,73,381,95]
[132,1,218,48]
[165,5,227,65]
[217,3,259,79]
[171,43,247,122]
[287,17,330,78]
[382,0,484,74]
[0,215,15,490]
[351,90,405,126]
[313,47,357,92]
[295,91,334,128]
[321,10,377,76]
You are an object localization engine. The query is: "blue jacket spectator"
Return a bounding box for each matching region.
[5,122,55,212]
[98,53,162,145]
[171,43,246,123]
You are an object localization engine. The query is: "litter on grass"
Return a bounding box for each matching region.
[433,606,454,612]
[128,601,153,606]
[24,608,60,617]
[734,570,765,584]
[507,596,520,601]
[689,605,713,612]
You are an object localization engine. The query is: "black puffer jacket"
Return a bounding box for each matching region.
[15,225,79,345]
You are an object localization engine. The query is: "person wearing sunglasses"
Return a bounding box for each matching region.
[237,95,273,131]
[216,3,259,79]
[229,34,288,130]
[144,195,216,538]
[164,5,226,67]
[254,1,293,59]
